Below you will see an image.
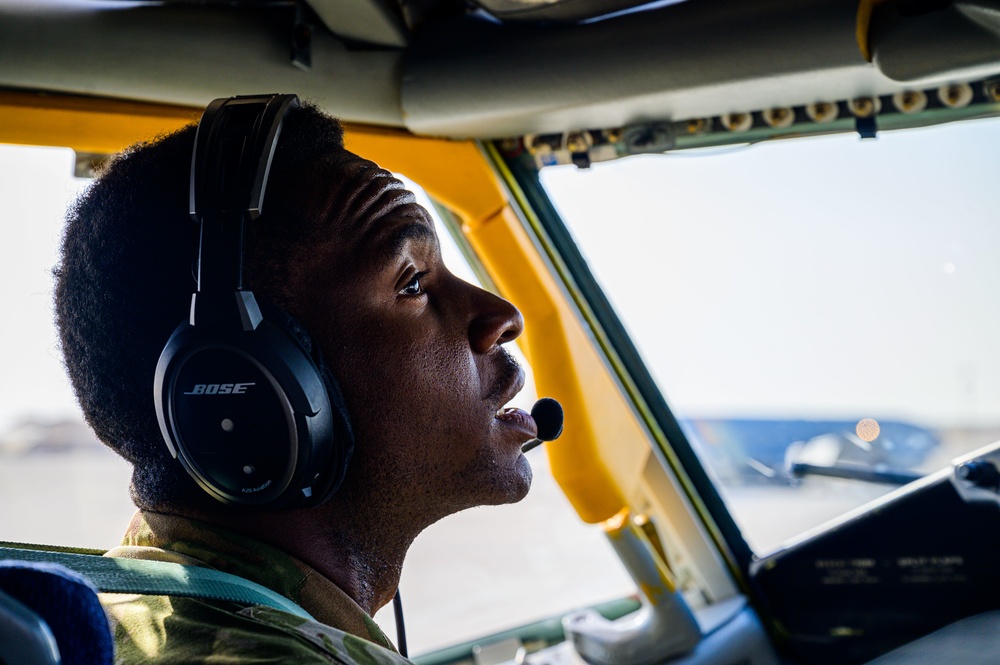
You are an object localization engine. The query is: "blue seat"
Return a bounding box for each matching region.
[0,560,114,665]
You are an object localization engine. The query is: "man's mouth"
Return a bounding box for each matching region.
[494,405,537,440]
[487,349,536,440]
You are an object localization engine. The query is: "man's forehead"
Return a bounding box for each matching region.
[313,153,430,251]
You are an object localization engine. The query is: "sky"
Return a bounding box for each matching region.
[0,145,87,434]
[541,117,1000,428]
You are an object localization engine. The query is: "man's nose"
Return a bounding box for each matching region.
[468,287,524,354]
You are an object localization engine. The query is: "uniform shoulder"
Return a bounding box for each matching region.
[102,593,410,664]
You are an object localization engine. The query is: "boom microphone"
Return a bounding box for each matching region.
[521,398,564,453]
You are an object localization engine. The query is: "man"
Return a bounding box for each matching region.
[54,99,537,662]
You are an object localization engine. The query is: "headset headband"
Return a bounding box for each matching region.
[190,94,300,301]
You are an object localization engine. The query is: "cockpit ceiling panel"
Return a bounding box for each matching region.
[0,2,405,126]
[308,0,691,37]
[402,2,880,137]
[308,0,408,47]
[469,0,688,23]
[2,0,999,139]
[401,1,1000,138]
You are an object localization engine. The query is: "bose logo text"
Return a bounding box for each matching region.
[183,383,256,395]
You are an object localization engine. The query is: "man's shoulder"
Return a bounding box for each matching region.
[101,592,412,665]
[244,605,413,665]
[100,511,410,663]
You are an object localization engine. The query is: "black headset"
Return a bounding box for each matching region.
[154,94,354,509]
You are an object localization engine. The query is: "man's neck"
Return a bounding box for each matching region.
[212,489,430,616]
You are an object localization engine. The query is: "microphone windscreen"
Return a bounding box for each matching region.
[531,398,564,441]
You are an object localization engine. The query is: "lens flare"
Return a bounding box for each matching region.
[856,418,880,442]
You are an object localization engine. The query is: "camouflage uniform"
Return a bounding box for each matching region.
[100,511,412,664]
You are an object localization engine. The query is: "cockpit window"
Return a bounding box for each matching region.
[538,117,1000,554]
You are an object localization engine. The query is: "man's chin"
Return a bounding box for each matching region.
[503,456,533,503]
[519,452,534,488]
[459,453,533,508]
[499,454,534,504]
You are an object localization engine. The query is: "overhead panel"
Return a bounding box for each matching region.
[308,0,409,47]
[472,0,687,23]
[401,0,1000,138]
[869,0,1000,83]
[0,1,404,128]
[5,0,1000,140]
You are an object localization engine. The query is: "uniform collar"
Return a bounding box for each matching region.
[107,510,395,650]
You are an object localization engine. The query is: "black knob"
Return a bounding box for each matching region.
[956,460,1000,489]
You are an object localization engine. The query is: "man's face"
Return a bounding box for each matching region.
[294,159,534,522]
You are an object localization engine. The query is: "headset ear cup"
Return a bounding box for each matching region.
[260,302,354,503]
[313,360,354,501]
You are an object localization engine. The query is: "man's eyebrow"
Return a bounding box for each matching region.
[378,221,437,259]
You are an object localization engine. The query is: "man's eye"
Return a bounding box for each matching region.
[400,272,427,296]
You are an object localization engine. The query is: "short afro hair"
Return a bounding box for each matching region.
[55,103,349,510]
